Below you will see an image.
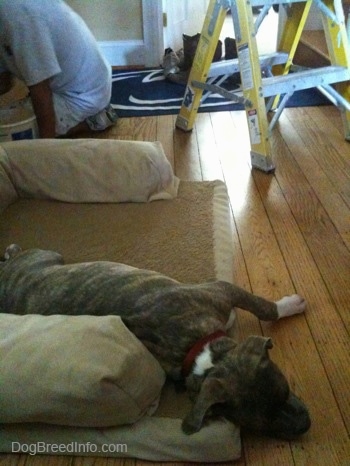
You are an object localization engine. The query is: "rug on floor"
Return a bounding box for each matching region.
[110,68,330,118]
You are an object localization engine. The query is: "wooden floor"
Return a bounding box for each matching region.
[1,105,350,465]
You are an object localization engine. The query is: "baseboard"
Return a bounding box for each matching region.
[99,40,145,67]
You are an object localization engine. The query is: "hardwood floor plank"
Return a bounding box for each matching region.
[156,115,175,169]
[73,458,135,465]
[97,118,137,140]
[23,456,73,465]
[173,120,202,181]
[272,111,350,331]
[286,107,350,207]
[305,106,350,168]
[276,109,350,249]
[230,215,259,344]
[194,113,224,182]
[0,455,25,466]
[319,105,349,140]
[209,112,252,216]
[93,116,157,142]
[131,116,157,141]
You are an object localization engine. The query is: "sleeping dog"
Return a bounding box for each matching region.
[0,244,311,439]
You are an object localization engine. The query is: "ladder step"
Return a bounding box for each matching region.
[263,66,350,97]
[192,80,251,106]
[208,52,289,79]
[250,0,306,5]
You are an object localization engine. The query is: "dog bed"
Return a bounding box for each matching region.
[0,138,241,462]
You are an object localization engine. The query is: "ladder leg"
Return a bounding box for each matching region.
[275,0,313,75]
[321,0,350,140]
[272,0,313,109]
[175,0,228,132]
[230,0,274,172]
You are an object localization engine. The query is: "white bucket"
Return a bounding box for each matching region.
[0,99,39,142]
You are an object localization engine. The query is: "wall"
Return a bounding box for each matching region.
[277,3,321,44]
[304,2,322,30]
[66,0,143,41]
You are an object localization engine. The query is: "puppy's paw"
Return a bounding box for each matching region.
[181,417,201,435]
[276,294,306,319]
[4,244,22,261]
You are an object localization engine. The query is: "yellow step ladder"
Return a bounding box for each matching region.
[175,0,350,172]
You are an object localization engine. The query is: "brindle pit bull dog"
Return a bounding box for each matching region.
[0,245,311,439]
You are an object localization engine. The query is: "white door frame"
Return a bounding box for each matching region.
[99,0,164,68]
[142,0,164,67]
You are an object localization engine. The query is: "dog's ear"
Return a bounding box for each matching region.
[236,336,273,379]
[182,376,228,434]
[241,335,273,349]
[210,336,237,358]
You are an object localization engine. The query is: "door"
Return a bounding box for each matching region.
[162,0,210,51]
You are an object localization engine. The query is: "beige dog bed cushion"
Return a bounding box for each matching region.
[0,311,239,461]
[0,138,241,462]
[0,138,179,212]
[0,313,165,426]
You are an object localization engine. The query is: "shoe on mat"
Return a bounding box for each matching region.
[86,104,118,131]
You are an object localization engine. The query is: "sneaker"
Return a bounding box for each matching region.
[86,104,118,131]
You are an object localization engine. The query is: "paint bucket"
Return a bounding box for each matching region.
[0,99,38,142]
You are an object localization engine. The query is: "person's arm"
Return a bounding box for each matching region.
[0,71,14,95]
[28,79,56,138]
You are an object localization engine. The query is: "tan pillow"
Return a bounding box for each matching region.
[0,139,179,203]
[0,313,165,427]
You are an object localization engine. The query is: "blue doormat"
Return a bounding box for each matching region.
[111,68,330,118]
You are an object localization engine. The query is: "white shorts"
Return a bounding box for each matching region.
[52,94,118,135]
[52,93,89,136]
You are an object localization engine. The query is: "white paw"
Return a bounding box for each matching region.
[225,309,236,330]
[276,294,306,319]
[4,244,22,260]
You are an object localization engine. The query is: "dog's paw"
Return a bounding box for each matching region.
[276,294,306,319]
[181,417,201,435]
[4,244,22,261]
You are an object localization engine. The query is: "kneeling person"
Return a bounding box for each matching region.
[0,0,118,138]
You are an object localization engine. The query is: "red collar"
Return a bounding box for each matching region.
[181,330,227,377]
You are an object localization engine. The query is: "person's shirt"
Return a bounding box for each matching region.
[0,0,111,112]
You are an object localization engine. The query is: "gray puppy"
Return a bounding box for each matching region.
[0,245,310,439]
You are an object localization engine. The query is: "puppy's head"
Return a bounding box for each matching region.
[183,336,310,439]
